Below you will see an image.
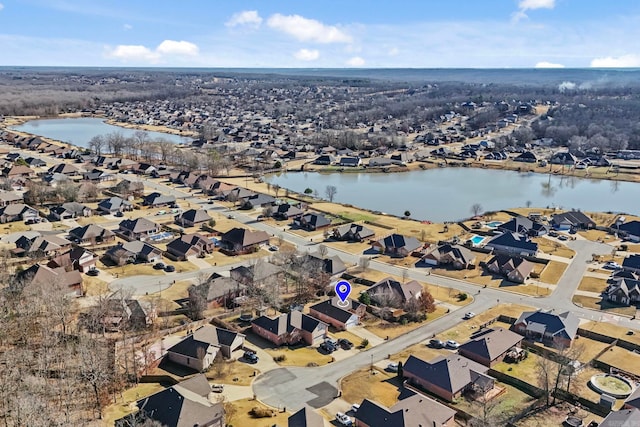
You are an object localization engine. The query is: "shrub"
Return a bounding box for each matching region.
[304,187,313,194]
[274,355,286,362]
[458,292,468,301]
[250,407,274,418]
[360,338,369,349]
[620,244,628,251]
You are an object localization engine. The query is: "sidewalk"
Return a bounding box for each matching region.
[348,326,385,347]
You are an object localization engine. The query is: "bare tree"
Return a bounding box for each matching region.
[471,203,483,217]
[325,185,338,202]
[358,256,370,272]
[88,135,105,156]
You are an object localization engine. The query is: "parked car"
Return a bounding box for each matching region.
[256,215,266,221]
[429,339,445,348]
[549,230,559,237]
[338,338,354,350]
[320,341,336,353]
[558,235,569,241]
[604,261,622,270]
[446,340,460,349]
[164,264,175,272]
[115,211,124,217]
[153,262,165,270]
[325,337,339,347]
[86,268,99,277]
[227,214,235,219]
[243,351,259,364]
[464,312,476,319]
[351,403,360,413]
[387,362,399,372]
[335,412,353,426]
[269,245,279,252]
[211,384,224,393]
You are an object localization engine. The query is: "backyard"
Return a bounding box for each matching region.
[340,367,401,408]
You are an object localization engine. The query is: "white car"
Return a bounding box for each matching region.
[387,362,399,372]
[464,312,476,319]
[211,384,224,393]
[604,261,622,270]
[446,340,460,349]
[351,403,360,413]
[336,412,353,426]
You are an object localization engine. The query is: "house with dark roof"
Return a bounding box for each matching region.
[623,255,640,274]
[118,217,160,240]
[355,393,456,427]
[512,310,579,348]
[550,151,577,165]
[48,163,80,176]
[308,297,364,330]
[458,327,523,367]
[498,216,548,237]
[485,254,535,284]
[313,154,336,165]
[230,261,284,289]
[484,232,538,256]
[251,310,328,346]
[514,151,537,163]
[273,203,304,220]
[47,246,96,273]
[332,223,375,242]
[301,253,347,278]
[365,277,422,308]
[0,203,38,223]
[68,224,115,245]
[166,233,214,260]
[551,211,595,231]
[97,196,132,214]
[617,220,640,242]
[288,406,326,427]
[403,354,494,402]
[338,156,362,167]
[421,244,476,269]
[220,227,271,254]
[105,240,162,266]
[142,192,176,207]
[625,388,640,411]
[49,202,92,221]
[371,233,422,257]
[116,374,225,427]
[167,325,245,371]
[14,234,72,258]
[174,209,211,227]
[605,278,640,306]
[188,273,245,309]
[600,408,640,427]
[240,193,276,210]
[294,213,332,231]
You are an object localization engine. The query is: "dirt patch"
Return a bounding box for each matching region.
[205,360,259,386]
[227,398,290,427]
[532,237,576,259]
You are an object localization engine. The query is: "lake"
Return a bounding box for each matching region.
[267,168,639,222]
[11,117,190,148]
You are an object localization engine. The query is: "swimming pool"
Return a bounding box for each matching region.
[149,231,174,242]
[486,221,502,228]
[470,235,485,245]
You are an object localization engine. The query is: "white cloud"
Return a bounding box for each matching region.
[0,3,4,11]
[106,39,199,63]
[123,23,133,31]
[156,40,199,56]
[590,54,640,67]
[294,48,320,61]
[513,0,555,22]
[267,13,352,43]
[346,56,365,67]
[226,10,262,28]
[535,61,564,68]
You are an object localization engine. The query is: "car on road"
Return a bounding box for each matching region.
[211,384,224,393]
[429,339,445,348]
[604,261,622,270]
[446,340,460,349]
[464,312,476,319]
[320,341,336,353]
[164,264,175,272]
[558,234,569,241]
[269,245,279,252]
[256,214,266,221]
[387,362,399,372]
[549,231,559,237]
[86,268,99,277]
[335,412,353,426]
[243,351,259,364]
[338,338,354,350]
[156,210,167,216]
[227,214,235,219]
[153,262,165,270]
[115,211,124,217]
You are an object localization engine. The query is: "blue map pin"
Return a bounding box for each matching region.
[335,280,352,303]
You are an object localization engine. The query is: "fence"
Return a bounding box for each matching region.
[488,369,544,398]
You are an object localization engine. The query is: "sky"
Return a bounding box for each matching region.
[1,0,640,68]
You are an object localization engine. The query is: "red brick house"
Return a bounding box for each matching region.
[252,311,328,346]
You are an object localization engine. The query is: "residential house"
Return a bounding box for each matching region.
[0,190,23,207]
[371,234,422,257]
[550,151,577,165]
[82,168,115,182]
[484,232,538,256]
[100,294,156,331]
[48,163,80,176]
[421,244,476,269]
[3,164,34,179]
[49,202,92,220]
[48,247,97,273]
[142,192,176,207]
[458,327,523,367]
[618,221,640,242]
[220,227,271,254]
[403,354,494,402]
[188,273,245,308]
[301,253,347,278]
[294,213,332,231]
[0,203,38,223]
[118,217,160,240]
[68,224,116,245]
[606,278,640,305]
[551,211,596,231]
[105,240,162,266]
[512,310,579,348]
[116,375,225,427]
[240,193,276,210]
[174,209,211,228]
[273,203,304,220]
[288,406,326,427]
[230,261,284,289]
[498,216,548,237]
[97,196,132,214]
[167,325,245,371]
[355,393,456,427]
[166,233,214,260]
[513,151,537,163]
[365,277,422,308]
[485,254,535,284]
[332,223,375,242]
[17,263,83,295]
[308,297,364,330]
[313,155,336,165]
[600,408,640,427]
[14,234,72,258]
[623,255,640,274]
[338,156,362,167]
[251,310,328,346]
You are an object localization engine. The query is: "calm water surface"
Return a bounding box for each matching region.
[268,169,639,222]
[11,117,190,148]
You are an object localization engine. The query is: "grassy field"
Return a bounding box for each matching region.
[597,346,640,377]
[205,360,259,386]
[538,261,568,285]
[227,398,290,427]
[580,321,640,346]
[493,352,548,386]
[83,276,109,296]
[532,237,576,258]
[263,346,333,367]
[103,382,165,426]
[453,384,536,424]
[516,405,603,427]
[0,221,31,233]
[389,343,448,364]
[578,276,608,293]
[363,305,448,339]
[578,229,618,243]
[340,367,401,408]
[572,295,636,317]
[101,262,166,278]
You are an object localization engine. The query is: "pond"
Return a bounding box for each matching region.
[11,117,191,148]
[267,168,640,222]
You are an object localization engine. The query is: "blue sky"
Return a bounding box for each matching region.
[1,0,640,68]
